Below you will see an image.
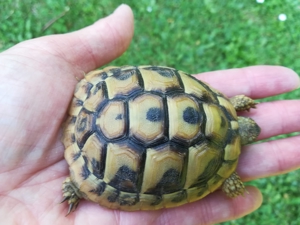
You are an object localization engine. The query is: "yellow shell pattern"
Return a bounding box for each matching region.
[62,65,241,210]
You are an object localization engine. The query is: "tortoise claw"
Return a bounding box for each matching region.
[66,203,74,216]
[66,201,79,216]
[60,196,69,204]
[61,177,82,216]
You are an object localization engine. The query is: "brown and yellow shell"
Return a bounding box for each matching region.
[62,65,241,211]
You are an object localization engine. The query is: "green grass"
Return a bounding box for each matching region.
[1,0,300,224]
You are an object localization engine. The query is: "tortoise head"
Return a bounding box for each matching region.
[237,116,261,145]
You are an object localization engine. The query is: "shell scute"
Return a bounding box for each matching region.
[74,109,94,146]
[139,66,183,93]
[104,143,143,193]
[97,100,126,140]
[129,93,166,145]
[167,94,203,144]
[179,71,217,103]
[202,103,230,146]
[81,133,104,178]
[105,68,143,99]
[141,144,186,195]
[83,82,105,112]
[74,79,93,101]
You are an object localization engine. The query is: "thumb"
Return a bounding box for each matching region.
[64,4,135,71]
[6,4,134,74]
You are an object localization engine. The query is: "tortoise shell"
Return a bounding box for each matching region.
[62,65,241,211]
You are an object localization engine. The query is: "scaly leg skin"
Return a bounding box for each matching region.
[222,172,245,198]
[230,95,261,145]
[61,177,82,216]
[230,95,257,111]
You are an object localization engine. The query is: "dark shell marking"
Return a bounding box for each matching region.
[63,65,241,211]
[183,106,201,124]
[146,107,163,122]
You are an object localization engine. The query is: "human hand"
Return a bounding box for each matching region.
[0,4,299,225]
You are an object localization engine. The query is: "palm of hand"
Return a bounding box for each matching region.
[0,5,299,225]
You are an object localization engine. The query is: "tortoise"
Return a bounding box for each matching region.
[61,65,260,214]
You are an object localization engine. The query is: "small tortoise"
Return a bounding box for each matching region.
[61,65,260,214]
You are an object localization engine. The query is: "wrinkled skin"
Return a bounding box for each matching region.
[0,4,300,225]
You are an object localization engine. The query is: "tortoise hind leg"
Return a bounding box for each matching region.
[229,95,256,111]
[61,177,82,216]
[222,172,245,198]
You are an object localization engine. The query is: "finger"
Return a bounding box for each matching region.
[58,4,134,72]
[238,135,300,181]
[73,187,262,225]
[239,100,300,140]
[5,4,134,75]
[194,66,300,98]
[153,187,262,225]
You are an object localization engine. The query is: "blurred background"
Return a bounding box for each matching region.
[1,0,299,224]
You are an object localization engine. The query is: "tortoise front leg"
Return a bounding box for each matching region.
[230,95,256,111]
